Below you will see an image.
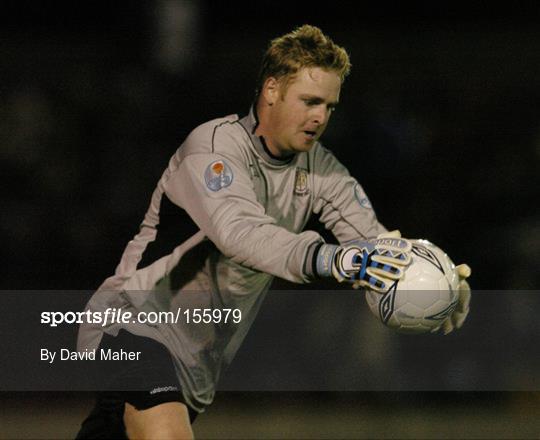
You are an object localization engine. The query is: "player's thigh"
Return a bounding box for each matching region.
[124,401,194,439]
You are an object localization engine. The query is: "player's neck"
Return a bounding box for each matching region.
[254,102,293,159]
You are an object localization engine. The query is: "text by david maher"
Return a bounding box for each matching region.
[41,348,141,363]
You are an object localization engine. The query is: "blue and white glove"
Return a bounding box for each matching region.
[315,230,412,293]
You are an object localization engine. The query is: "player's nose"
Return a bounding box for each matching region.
[311,105,329,126]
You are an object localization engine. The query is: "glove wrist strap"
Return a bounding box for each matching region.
[315,244,339,278]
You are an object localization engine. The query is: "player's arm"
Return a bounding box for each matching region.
[164,147,323,284]
[311,145,387,243]
[307,146,416,290]
[166,151,411,290]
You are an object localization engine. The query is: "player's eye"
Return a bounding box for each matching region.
[303,98,318,107]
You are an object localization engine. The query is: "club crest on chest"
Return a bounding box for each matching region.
[294,167,309,196]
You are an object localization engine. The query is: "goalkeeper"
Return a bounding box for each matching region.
[76,25,471,439]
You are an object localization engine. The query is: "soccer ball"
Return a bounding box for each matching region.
[365,239,460,334]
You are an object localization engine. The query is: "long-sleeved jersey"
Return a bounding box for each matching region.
[77,107,386,412]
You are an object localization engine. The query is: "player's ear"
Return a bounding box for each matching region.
[261,77,279,106]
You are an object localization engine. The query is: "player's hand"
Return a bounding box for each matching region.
[433,263,471,335]
[316,230,412,293]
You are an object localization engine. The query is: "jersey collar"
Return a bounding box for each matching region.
[239,106,295,166]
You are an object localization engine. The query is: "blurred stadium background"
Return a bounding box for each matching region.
[1,1,539,438]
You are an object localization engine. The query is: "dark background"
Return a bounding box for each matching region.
[2,1,538,291]
[1,1,540,438]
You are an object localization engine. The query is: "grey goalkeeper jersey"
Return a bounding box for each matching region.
[78,107,385,411]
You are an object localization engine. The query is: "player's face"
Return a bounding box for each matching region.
[265,67,341,156]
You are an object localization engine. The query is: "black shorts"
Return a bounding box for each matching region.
[76,330,198,439]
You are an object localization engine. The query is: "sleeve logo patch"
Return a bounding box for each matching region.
[354,183,373,209]
[204,160,233,191]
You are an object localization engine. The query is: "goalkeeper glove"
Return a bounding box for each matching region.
[315,230,412,293]
[434,263,471,335]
